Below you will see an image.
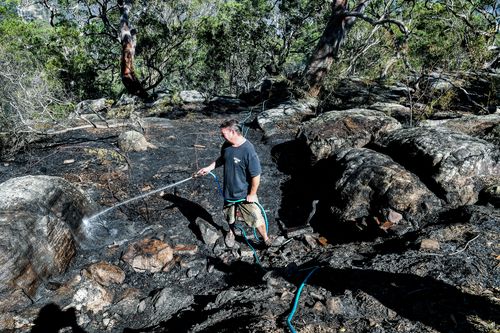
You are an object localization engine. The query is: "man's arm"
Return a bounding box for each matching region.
[196,161,216,176]
[246,175,260,202]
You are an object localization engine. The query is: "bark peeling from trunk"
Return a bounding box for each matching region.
[303,0,371,97]
[119,0,148,99]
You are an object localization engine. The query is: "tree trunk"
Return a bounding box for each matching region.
[118,0,148,99]
[303,0,370,97]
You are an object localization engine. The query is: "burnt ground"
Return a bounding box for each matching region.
[1,109,499,333]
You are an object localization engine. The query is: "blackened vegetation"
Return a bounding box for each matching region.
[302,266,500,333]
[1,104,498,332]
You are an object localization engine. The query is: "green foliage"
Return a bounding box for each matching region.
[196,0,328,95]
[1,0,497,109]
[0,0,19,18]
[325,0,497,86]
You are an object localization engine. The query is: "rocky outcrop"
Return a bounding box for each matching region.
[257,99,317,143]
[298,109,401,161]
[376,127,500,207]
[419,112,500,145]
[320,78,412,110]
[327,148,442,233]
[368,102,415,125]
[0,176,95,304]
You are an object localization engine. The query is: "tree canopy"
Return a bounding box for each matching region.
[0,0,498,138]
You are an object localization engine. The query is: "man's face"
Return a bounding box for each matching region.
[220,127,236,142]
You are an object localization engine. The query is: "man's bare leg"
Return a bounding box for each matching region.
[256,224,269,242]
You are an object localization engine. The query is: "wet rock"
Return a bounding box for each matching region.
[257,98,317,143]
[83,261,125,287]
[117,130,157,152]
[0,175,95,302]
[328,148,442,232]
[121,238,174,273]
[298,109,401,161]
[376,127,500,207]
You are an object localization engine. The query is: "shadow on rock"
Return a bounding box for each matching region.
[292,265,500,333]
[31,303,86,333]
[161,192,222,240]
[270,139,321,229]
[207,256,267,287]
[271,140,384,243]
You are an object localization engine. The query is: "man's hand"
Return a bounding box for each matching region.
[246,193,257,203]
[195,163,215,177]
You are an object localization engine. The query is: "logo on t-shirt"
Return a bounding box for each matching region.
[233,157,241,164]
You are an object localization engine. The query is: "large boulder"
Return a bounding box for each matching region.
[257,99,317,143]
[298,109,401,161]
[320,77,412,110]
[327,148,442,233]
[0,176,95,303]
[419,113,500,145]
[376,127,500,208]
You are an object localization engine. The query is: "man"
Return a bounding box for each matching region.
[197,119,271,247]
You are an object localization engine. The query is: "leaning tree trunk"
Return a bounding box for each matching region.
[303,0,370,97]
[118,0,148,99]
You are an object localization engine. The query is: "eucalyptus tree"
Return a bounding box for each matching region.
[301,0,499,97]
[15,0,208,98]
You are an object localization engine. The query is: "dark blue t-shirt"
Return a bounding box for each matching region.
[216,140,261,200]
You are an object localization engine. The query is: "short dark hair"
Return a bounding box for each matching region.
[220,119,242,134]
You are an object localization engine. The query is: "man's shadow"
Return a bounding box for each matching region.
[289,264,500,333]
[31,303,86,333]
[161,192,223,241]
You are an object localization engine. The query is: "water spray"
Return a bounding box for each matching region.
[84,176,194,223]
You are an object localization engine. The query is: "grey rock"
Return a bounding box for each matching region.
[0,176,95,302]
[117,130,157,152]
[74,98,112,117]
[376,127,500,207]
[329,148,442,232]
[419,113,500,139]
[257,98,317,142]
[298,109,401,161]
[179,90,205,103]
[197,221,220,245]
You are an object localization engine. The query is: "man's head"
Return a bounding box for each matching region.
[220,119,243,143]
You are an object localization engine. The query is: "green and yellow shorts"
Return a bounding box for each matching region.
[223,200,265,228]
